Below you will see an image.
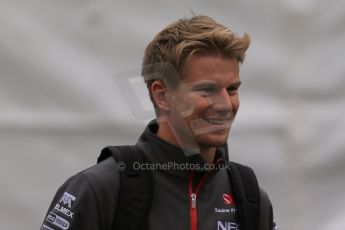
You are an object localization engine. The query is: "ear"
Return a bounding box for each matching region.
[151,80,172,112]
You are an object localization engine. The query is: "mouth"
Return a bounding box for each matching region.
[203,117,230,125]
[190,117,233,135]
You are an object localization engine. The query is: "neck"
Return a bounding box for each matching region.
[156,118,216,164]
[199,146,216,164]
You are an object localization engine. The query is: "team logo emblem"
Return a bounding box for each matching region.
[222,193,235,205]
[59,192,76,208]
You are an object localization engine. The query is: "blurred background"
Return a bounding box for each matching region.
[1,0,345,229]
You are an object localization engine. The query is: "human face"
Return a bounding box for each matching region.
[167,54,241,149]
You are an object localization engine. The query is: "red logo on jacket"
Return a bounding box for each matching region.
[223,194,235,205]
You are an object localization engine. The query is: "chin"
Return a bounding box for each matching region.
[196,133,229,147]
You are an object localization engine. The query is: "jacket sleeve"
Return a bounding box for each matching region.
[40,157,120,230]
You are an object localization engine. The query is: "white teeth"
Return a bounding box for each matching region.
[204,118,227,125]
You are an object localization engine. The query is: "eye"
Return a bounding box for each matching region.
[226,86,239,94]
[198,86,218,96]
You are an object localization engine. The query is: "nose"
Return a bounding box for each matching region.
[211,88,233,114]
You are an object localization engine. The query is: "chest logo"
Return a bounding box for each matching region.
[222,193,235,205]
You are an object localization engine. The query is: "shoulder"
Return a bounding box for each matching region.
[259,188,276,229]
[55,157,120,204]
[79,157,120,190]
[228,162,276,229]
[41,157,120,230]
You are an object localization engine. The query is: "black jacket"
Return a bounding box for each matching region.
[41,121,275,230]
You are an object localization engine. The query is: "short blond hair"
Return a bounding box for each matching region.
[142,15,250,105]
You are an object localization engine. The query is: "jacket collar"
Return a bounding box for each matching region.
[136,119,228,178]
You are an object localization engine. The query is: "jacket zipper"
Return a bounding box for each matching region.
[188,159,224,230]
[188,171,209,230]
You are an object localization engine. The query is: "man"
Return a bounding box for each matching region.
[41,15,276,230]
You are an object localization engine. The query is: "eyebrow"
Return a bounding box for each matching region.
[188,80,242,90]
[188,81,217,89]
[227,81,242,88]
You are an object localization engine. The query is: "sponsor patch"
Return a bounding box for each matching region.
[217,221,240,230]
[59,192,76,208]
[41,224,54,230]
[46,212,70,230]
[54,204,74,218]
[215,207,236,214]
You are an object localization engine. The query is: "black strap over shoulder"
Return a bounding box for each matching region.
[228,162,260,230]
[258,188,274,230]
[99,145,153,230]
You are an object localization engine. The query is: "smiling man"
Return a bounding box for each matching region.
[41,15,276,230]
[153,55,241,163]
